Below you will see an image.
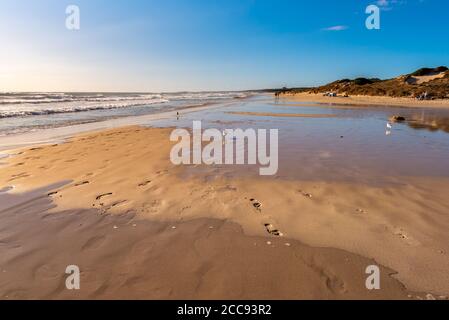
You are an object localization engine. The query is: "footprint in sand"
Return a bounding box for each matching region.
[298,190,313,198]
[249,198,262,211]
[325,274,347,294]
[392,227,420,246]
[96,193,113,201]
[94,193,114,209]
[394,228,409,240]
[264,223,283,237]
[95,197,127,214]
[9,173,30,182]
[109,200,127,208]
[74,181,90,187]
[138,180,152,187]
[140,200,163,214]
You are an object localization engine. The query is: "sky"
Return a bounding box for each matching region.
[0,0,448,92]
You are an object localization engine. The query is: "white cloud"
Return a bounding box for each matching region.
[323,25,349,31]
[376,0,407,11]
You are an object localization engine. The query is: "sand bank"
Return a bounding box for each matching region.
[280,92,449,109]
[226,111,338,118]
[1,126,448,299]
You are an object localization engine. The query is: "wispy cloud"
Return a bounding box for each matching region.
[322,25,349,31]
[376,0,407,11]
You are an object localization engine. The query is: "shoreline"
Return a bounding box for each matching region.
[279,92,449,109]
[0,101,236,152]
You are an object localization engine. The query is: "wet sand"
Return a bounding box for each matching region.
[1,126,448,299]
[226,111,338,118]
[281,92,449,109]
[0,188,411,300]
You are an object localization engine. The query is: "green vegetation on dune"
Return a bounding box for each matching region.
[410,66,448,77]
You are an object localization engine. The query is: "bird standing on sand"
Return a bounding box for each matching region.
[386,122,392,136]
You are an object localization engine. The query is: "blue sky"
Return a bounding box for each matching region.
[0,0,448,92]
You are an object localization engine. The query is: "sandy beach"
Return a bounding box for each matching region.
[0,188,410,300]
[280,92,449,109]
[2,0,449,308]
[1,116,448,299]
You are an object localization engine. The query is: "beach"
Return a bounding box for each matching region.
[1,96,449,300]
[281,92,449,109]
[0,182,411,300]
[2,0,449,307]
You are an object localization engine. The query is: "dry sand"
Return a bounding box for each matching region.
[406,72,446,85]
[1,126,448,299]
[281,92,449,109]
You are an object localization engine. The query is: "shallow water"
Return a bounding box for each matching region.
[151,96,449,184]
[1,94,448,184]
[0,91,250,136]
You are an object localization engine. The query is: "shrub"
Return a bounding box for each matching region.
[354,78,376,85]
[411,66,448,77]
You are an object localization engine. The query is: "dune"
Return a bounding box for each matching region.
[405,72,446,85]
[280,92,449,109]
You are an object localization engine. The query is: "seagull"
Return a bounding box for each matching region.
[386,122,393,136]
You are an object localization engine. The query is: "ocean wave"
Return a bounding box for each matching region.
[0,91,253,119]
[168,92,249,100]
[0,99,169,118]
[0,93,165,105]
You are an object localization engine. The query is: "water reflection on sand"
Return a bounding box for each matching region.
[152,96,449,184]
[407,113,449,134]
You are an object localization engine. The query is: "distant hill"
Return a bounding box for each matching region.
[288,67,449,99]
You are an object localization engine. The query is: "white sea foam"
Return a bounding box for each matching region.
[0,92,251,118]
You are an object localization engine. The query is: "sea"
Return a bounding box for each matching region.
[0,91,253,136]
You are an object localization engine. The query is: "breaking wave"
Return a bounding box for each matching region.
[0,92,251,118]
